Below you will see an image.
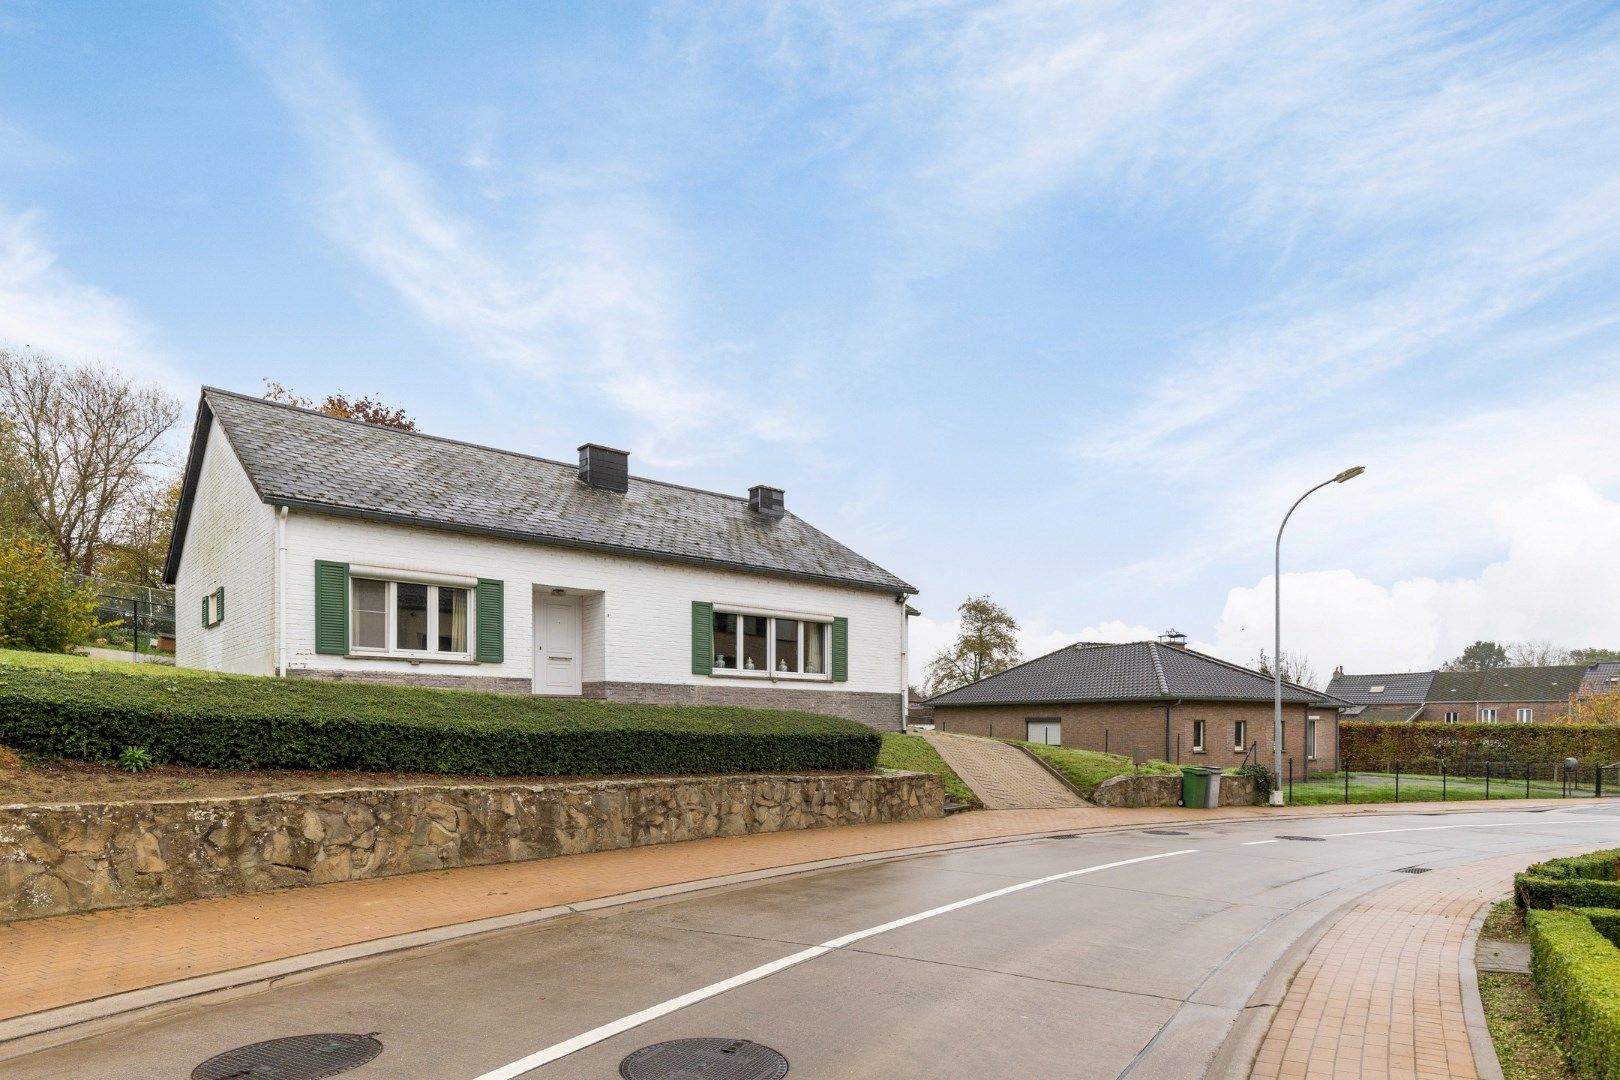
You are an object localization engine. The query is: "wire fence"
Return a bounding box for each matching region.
[69,574,177,656]
[1282,756,1620,805]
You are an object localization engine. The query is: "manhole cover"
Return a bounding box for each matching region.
[192,1034,382,1080]
[1275,835,1326,842]
[620,1038,789,1080]
[1395,866,1433,874]
[1144,829,1189,836]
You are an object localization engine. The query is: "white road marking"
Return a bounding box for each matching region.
[1322,819,1617,838]
[1242,840,1279,845]
[469,849,1197,1079]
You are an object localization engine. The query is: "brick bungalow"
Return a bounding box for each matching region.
[1327,664,1594,725]
[928,632,1350,771]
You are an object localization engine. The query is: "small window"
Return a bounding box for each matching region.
[350,577,473,659]
[1233,719,1247,750]
[1444,710,1459,724]
[805,622,827,674]
[1516,707,1533,724]
[774,619,800,673]
[1306,718,1318,760]
[353,578,388,649]
[1368,685,1385,694]
[712,611,738,670]
[1191,719,1206,753]
[741,615,769,671]
[1480,707,1498,724]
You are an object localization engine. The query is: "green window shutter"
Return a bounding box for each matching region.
[475,579,504,663]
[831,616,849,682]
[692,601,714,675]
[201,595,210,629]
[314,561,349,655]
[214,586,225,625]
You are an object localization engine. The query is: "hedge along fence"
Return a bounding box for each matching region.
[1517,849,1620,910]
[1529,907,1620,1079]
[1340,721,1620,766]
[0,662,881,778]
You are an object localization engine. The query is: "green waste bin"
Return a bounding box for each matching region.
[1179,766,1223,808]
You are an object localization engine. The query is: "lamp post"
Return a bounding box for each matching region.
[1272,465,1365,807]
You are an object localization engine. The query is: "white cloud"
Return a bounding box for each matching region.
[235,9,812,466]
[0,206,181,391]
[1210,477,1620,674]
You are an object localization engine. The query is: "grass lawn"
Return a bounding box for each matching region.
[1476,897,1575,1079]
[1014,741,1179,798]
[1287,771,1570,805]
[0,648,219,677]
[877,734,980,807]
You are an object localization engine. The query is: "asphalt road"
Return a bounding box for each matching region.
[8,805,1619,1080]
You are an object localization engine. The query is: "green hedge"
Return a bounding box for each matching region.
[0,661,881,778]
[1341,721,1620,766]
[1529,907,1620,1078]
[1518,850,1620,910]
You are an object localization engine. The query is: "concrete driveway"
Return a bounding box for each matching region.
[7,804,1617,1079]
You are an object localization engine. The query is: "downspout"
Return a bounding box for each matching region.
[275,506,288,677]
[1163,700,1182,761]
[899,599,909,730]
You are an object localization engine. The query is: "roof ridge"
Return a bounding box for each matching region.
[202,386,763,507]
[1328,670,1436,680]
[1147,642,1170,696]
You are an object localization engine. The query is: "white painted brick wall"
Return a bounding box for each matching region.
[281,511,907,700]
[174,424,277,675]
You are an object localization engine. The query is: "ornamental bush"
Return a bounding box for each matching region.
[0,537,99,653]
[1517,850,1620,910]
[1528,906,1620,1079]
[0,655,881,778]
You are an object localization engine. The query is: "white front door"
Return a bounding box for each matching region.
[534,595,582,696]
[1026,719,1061,745]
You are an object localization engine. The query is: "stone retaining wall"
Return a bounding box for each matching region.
[1090,772,1259,808]
[0,770,941,921]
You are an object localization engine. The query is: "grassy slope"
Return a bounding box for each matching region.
[877,734,980,806]
[0,648,220,676]
[1016,741,1179,798]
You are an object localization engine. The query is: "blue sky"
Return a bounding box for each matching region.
[5,1,1620,682]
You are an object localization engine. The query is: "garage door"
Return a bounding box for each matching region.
[1026,719,1061,745]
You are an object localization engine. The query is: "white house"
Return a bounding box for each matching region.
[163,389,917,731]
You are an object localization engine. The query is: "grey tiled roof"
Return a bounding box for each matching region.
[166,388,913,593]
[927,641,1347,708]
[1324,671,1435,705]
[1426,665,1587,703]
[1346,704,1425,723]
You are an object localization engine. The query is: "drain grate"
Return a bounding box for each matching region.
[1275,835,1326,842]
[1144,829,1189,836]
[1395,866,1433,874]
[620,1038,789,1080]
[192,1033,382,1080]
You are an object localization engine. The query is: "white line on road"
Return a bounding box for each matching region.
[469,849,1197,1079]
[1242,840,1279,845]
[1323,819,1618,838]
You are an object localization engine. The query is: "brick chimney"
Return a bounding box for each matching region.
[748,484,785,518]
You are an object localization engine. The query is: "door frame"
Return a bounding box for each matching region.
[533,593,583,696]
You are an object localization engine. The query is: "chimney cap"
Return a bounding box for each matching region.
[1158,629,1188,648]
[577,443,630,493]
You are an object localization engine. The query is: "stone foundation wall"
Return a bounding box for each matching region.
[0,771,942,921]
[1090,772,1259,808]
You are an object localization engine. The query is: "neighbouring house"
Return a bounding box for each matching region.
[906,688,936,730]
[162,388,917,731]
[1327,664,1595,725]
[928,631,1350,770]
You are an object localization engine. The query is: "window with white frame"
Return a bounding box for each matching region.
[1233,719,1247,750]
[1444,710,1459,724]
[1306,717,1318,760]
[1191,719,1206,753]
[351,576,471,658]
[1480,707,1498,724]
[1517,707,1533,723]
[711,608,830,679]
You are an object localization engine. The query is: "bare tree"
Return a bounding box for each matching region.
[1255,648,1319,689]
[1506,640,1572,667]
[923,596,1022,697]
[0,352,181,574]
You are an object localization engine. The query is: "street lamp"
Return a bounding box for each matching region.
[1271,465,1365,806]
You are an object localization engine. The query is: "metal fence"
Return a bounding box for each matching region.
[1281,756,1620,805]
[71,575,177,656]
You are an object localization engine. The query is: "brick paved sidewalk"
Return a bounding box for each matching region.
[922,731,1087,808]
[0,799,1561,1033]
[1250,848,1580,1080]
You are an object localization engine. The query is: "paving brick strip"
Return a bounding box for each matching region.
[0,799,1563,1043]
[1250,849,1579,1080]
[921,731,1087,808]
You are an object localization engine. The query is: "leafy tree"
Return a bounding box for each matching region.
[1254,648,1319,689]
[1567,690,1620,725]
[1568,647,1620,665]
[0,534,100,652]
[0,351,181,574]
[262,380,417,430]
[923,596,1021,697]
[96,480,181,588]
[1443,640,1508,671]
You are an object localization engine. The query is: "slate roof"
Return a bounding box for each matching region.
[1324,671,1435,706]
[1345,704,1425,723]
[1426,665,1587,703]
[164,388,914,593]
[1585,662,1620,694]
[927,641,1348,708]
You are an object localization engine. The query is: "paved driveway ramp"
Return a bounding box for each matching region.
[921,732,1087,809]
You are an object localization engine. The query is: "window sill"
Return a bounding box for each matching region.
[709,670,832,684]
[345,653,480,666]
[1191,748,1207,755]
